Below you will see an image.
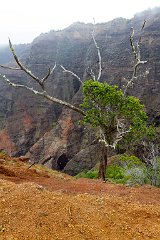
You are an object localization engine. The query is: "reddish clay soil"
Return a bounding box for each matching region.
[0,154,160,240]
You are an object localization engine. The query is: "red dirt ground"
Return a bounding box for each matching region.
[0,154,160,240]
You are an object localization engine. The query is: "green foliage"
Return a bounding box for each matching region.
[107,155,160,186]
[105,165,130,184]
[123,124,155,149]
[79,80,156,182]
[75,166,130,184]
[76,169,98,179]
[118,154,144,167]
[81,80,152,146]
[51,121,57,128]
[105,156,145,185]
[76,154,160,186]
[111,154,149,185]
[81,80,146,125]
[0,149,7,154]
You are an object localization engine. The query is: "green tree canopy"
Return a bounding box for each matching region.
[81,80,154,148]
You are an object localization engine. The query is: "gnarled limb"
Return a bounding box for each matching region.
[0,74,85,115]
[91,20,102,81]
[60,21,102,83]
[1,39,57,90]
[124,21,147,95]
[41,62,57,85]
[0,40,85,117]
[99,117,131,150]
[0,65,20,70]
[60,65,83,84]
[0,23,148,183]
[86,20,102,81]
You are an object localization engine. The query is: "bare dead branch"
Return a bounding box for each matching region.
[5,39,57,89]
[28,162,36,169]
[123,22,147,95]
[8,39,44,85]
[41,62,56,84]
[0,74,85,116]
[92,19,102,81]
[0,40,84,118]
[0,65,20,71]
[141,141,159,186]
[59,20,102,83]
[60,65,83,84]
[99,117,131,149]
[138,20,146,48]
[130,28,138,61]
[86,67,96,81]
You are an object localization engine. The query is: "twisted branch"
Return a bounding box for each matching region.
[0,39,84,116]
[99,118,130,149]
[91,21,102,81]
[124,21,147,95]
[0,39,57,90]
[60,65,83,84]
[0,74,85,115]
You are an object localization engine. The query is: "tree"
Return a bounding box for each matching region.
[0,22,153,181]
[81,80,152,180]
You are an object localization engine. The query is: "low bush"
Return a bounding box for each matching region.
[76,154,160,186]
[105,165,130,184]
[76,169,98,179]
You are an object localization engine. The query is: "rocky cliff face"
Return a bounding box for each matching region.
[0,8,160,174]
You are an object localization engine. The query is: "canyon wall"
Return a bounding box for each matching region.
[0,8,160,174]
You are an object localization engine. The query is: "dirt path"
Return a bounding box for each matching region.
[0,156,160,239]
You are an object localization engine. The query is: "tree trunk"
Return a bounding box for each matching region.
[151,157,158,186]
[98,144,108,182]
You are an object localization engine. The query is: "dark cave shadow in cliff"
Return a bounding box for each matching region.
[57,153,69,170]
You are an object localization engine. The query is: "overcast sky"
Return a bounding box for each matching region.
[0,0,160,45]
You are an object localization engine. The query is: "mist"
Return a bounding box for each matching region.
[0,0,160,45]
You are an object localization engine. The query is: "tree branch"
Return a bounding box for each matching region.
[123,22,147,95]
[0,74,85,116]
[41,62,57,84]
[0,65,20,71]
[92,19,102,81]
[8,39,44,86]
[99,117,131,149]
[0,39,57,90]
[86,67,96,81]
[0,39,85,118]
[60,65,83,84]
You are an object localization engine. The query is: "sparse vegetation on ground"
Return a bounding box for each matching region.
[76,154,160,187]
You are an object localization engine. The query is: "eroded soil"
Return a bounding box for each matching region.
[0,155,160,240]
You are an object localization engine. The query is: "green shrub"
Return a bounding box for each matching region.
[106,165,124,179]
[75,154,160,187]
[118,154,144,168]
[76,169,98,179]
[106,164,131,184]
[115,154,149,185]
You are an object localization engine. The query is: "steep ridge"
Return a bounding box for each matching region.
[0,8,160,173]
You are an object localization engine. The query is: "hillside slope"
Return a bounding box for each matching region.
[0,154,160,240]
